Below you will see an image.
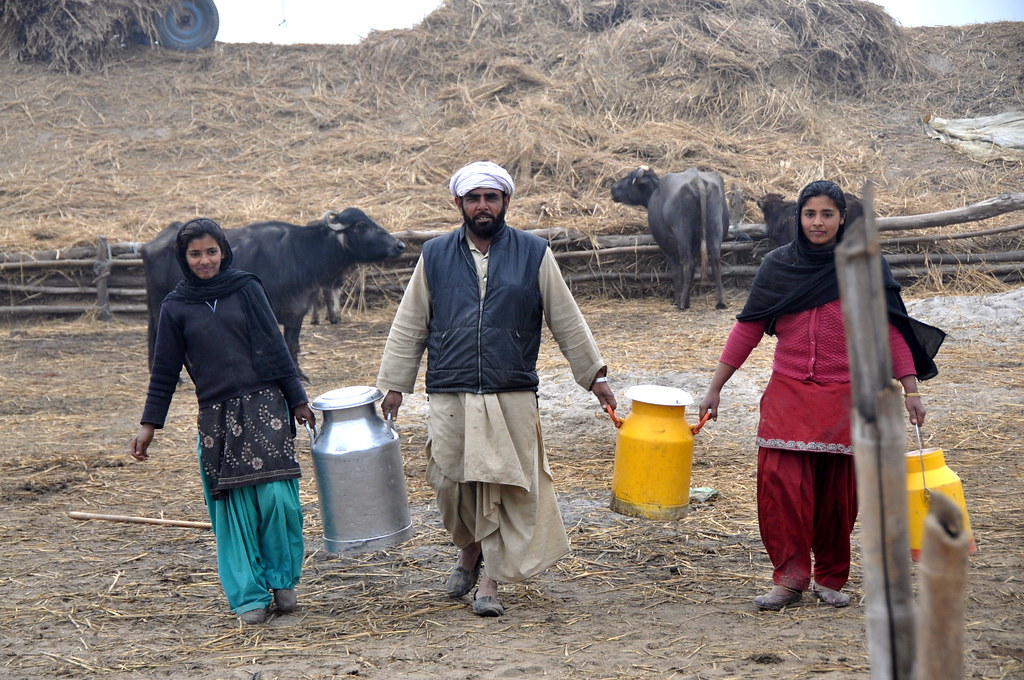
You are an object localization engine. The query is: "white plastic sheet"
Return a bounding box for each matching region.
[924,111,1024,162]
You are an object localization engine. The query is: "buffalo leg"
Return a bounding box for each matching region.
[326,286,341,324]
[710,251,727,309]
[677,258,694,310]
[679,260,696,311]
[309,290,323,325]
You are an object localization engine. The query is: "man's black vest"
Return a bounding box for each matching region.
[423,224,547,394]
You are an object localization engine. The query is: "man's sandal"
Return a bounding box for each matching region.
[472,589,504,617]
[446,552,483,598]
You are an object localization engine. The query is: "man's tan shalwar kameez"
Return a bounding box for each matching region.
[377,233,605,583]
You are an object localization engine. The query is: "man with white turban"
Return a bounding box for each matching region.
[377,160,616,617]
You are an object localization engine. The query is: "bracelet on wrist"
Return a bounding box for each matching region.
[592,377,608,384]
[903,392,922,398]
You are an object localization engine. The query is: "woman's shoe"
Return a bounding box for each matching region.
[812,585,851,608]
[273,588,297,613]
[238,606,268,624]
[446,552,483,598]
[753,585,802,611]
[471,589,504,617]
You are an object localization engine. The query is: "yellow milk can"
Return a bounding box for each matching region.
[606,385,710,520]
[906,446,976,561]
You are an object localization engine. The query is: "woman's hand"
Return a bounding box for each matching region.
[131,424,156,461]
[898,377,925,426]
[293,403,315,429]
[700,362,736,421]
[699,391,721,421]
[905,395,925,426]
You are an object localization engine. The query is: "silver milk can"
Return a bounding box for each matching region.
[309,386,413,554]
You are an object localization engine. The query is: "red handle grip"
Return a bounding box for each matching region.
[691,411,712,435]
[604,404,623,429]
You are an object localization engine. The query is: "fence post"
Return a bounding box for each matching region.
[95,237,112,322]
[836,183,916,679]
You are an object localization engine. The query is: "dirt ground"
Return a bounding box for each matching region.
[1,287,1021,679]
[2,2,1022,677]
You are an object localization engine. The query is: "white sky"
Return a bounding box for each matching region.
[214,0,1024,45]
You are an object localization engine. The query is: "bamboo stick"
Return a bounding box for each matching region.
[914,491,970,680]
[67,511,211,530]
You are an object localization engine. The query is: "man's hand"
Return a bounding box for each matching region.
[591,380,617,411]
[381,390,404,421]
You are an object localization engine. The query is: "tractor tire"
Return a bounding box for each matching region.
[154,0,219,51]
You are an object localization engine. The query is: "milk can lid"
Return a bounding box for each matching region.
[312,385,384,411]
[625,384,693,406]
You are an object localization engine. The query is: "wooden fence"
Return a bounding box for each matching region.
[2,192,1022,320]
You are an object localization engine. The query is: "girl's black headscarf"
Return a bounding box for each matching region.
[164,218,298,382]
[737,181,945,380]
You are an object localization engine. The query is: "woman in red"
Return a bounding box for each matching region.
[699,180,943,610]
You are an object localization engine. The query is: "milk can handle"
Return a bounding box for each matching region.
[604,404,623,429]
[691,411,712,435]
[915,423,931,504]
[385,412,398,437]
[304,422,318,442]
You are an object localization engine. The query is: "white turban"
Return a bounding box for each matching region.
[448,161,516,198]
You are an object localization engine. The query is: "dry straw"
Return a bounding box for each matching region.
[0,0,166,71]
[0,0,1020,271]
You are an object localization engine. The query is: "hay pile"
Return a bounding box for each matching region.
[0,0,1020,261]
[0,0,166,71]
[340,0,924,196]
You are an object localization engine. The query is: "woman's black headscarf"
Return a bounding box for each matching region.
[164,218,298,382]
[737,181,945,380]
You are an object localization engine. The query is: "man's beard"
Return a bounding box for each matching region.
[462,204,507,240]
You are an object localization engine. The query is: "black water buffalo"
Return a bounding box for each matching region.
[611,166,729,310]
[757,191,864,247]
[142,208,405,380]
[756,193,798,247]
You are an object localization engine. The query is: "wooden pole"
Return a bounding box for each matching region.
[0,283,147,296]
[67,510,211,530]
[875,191,1024,231]
[0,258,141,271]
[95,237,112,322]
[881,221,1024,246]
[914,491,970,680]
[835,183,916,680]
[0,303,147,315]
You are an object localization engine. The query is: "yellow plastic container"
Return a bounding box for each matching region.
[609,385,708,520]
[906,447,976,561]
